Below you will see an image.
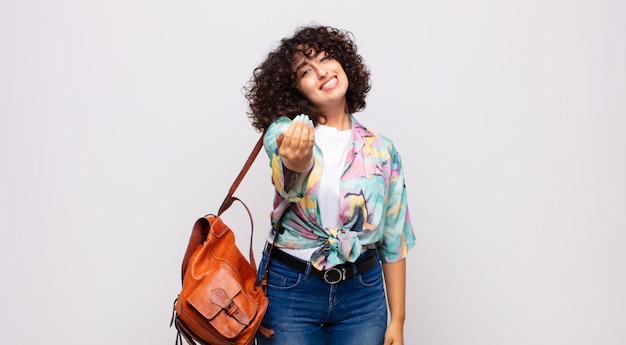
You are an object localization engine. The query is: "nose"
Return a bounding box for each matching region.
[318,69,328,80]
[309,60,328,80]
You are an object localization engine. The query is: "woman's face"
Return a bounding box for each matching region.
[292,50,349,112]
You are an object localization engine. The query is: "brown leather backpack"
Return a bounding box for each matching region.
[171,134,276,345]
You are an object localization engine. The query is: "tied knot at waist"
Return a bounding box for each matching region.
[311,228,365,270]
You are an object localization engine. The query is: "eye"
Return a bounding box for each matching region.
[320,52,330,62]
[300,67,312,77]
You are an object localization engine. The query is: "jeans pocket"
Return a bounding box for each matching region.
[267,269,302,289]
[357,262,384,287]
[266,258,304,289]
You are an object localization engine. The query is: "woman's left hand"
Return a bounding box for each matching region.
[384,320,404,345]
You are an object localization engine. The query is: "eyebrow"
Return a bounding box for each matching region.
[294,60,308,74]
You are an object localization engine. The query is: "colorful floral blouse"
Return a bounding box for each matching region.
[264,115,416,270]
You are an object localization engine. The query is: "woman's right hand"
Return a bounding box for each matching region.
[276,114,315,173]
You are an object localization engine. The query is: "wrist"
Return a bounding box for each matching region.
[283,158,313,173]
[388,315,406,326]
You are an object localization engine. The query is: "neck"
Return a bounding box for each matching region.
[322,111,351,131]
[318,98,351,130]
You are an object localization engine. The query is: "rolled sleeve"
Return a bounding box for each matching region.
[377,145,416,263]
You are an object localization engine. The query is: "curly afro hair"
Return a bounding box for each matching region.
[244,25,371,132]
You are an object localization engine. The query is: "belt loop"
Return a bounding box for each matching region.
[350,261,358,278]
[304,261,312,279]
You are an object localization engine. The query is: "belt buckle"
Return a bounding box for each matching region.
[323,267,346,284]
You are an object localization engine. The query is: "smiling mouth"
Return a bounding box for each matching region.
[321,77,338,91]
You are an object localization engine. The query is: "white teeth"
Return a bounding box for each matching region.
[321,77,337,90]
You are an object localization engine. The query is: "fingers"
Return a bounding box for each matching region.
[278,114,315,172]
[281,114,314,153]
[294,114,314,151]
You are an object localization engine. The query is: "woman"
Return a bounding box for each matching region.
[244,25,416,345]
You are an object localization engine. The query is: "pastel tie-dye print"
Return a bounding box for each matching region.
[264,116,416,270]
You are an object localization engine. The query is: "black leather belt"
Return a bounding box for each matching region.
[269,247,378,284]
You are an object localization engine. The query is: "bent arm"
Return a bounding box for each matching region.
[264,116,315,199]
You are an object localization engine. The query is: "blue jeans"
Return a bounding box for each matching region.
[256,249,388,345]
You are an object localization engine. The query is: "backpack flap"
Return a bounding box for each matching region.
[186,269,258,339]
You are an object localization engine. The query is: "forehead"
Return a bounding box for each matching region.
[295,44,318,57]
[290,45,322,69]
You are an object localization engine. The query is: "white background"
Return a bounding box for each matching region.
[1,1,625,344]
